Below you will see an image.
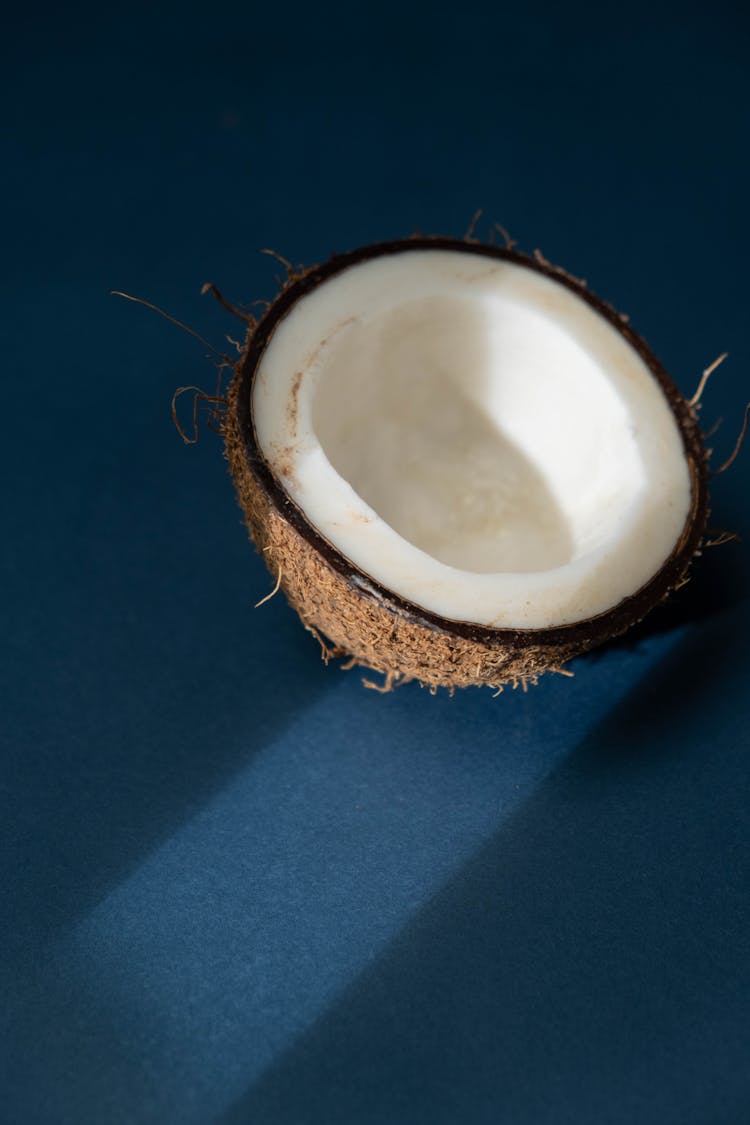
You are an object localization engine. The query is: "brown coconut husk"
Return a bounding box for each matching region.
[222,236,710,691]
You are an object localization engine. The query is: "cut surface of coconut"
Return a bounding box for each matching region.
[250,246,694,630]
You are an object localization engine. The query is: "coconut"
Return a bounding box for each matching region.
[223,236,708,691]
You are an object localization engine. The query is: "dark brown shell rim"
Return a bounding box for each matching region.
[234,236,708,651]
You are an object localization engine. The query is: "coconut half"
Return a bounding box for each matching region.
[224,237,708,689]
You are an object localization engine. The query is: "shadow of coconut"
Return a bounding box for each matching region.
[220,602,750,1125]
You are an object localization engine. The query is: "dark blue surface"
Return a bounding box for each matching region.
[3,2,749,1122]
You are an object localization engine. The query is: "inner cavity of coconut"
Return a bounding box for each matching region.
[252,249,692,629]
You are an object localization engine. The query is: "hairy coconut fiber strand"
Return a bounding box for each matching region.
[223,238,709,691]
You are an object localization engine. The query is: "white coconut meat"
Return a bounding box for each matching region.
[252,249,692,629]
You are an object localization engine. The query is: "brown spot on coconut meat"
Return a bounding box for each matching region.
[271,443,299,489]
[286,371,303,437]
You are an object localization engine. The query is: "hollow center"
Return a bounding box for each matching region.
[312,294,634,574]
[253,248,691,627]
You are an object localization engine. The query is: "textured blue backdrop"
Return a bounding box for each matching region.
[3,1,749,1122]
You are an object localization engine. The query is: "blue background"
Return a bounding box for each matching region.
[3,1,750,1122]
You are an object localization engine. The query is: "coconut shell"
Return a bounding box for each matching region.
[223,237,709,690]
